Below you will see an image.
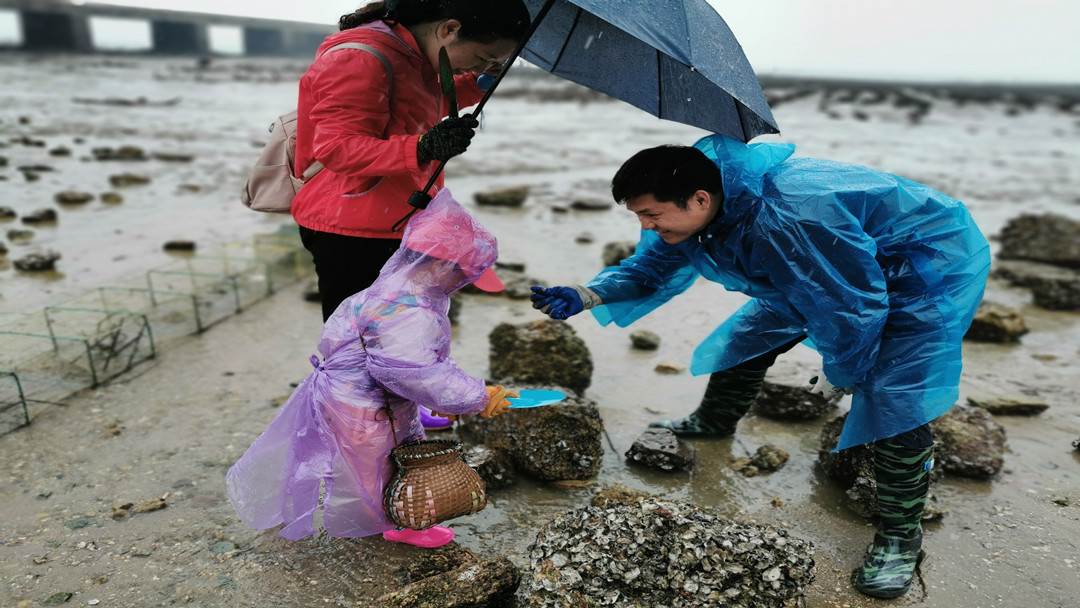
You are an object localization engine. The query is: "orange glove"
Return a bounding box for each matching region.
[428,410,458,422]
[482,385,518,418]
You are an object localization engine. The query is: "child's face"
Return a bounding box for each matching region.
[413,259,468,293]
[625,191,718,244]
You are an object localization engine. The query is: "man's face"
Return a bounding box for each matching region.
[625,191,717,244]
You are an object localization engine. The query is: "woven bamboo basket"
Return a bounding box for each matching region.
[383,439,487,530]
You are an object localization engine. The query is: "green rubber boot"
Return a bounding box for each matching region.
[649,365,768,437]
[853,441,934,599]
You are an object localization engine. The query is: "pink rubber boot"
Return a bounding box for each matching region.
[383,526,455,548]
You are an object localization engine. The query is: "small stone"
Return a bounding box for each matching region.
[629,330,660,350]
[163,240,196,252]
[130,497,167,513]
[108,173,151,187]
[654,361,685,374]
[1052,496,1070,506]
[41,592,73,605]
[569,196,613,210]
[100,192,124,204]
[21,208,57,224]
[474,185,529,207]
[14,251,61,271]
[54,190,95,204]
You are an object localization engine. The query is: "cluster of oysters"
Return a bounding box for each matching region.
[523,496,815,607]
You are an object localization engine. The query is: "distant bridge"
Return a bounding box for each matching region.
[0,0,334,57]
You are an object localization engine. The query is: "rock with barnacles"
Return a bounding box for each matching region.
[524,496,815,607]
[930,405,1006,478]
[732,444,789,477]
[625,428,696,471]
[819,414,946,521]
[377,556,520,607]
[463,445,515,490]
[751,380,838,420]
[964,301,1028,342]
[488,320,592,395]
[461,387,602,481]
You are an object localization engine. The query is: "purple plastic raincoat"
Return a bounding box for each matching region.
[226,188,498,540]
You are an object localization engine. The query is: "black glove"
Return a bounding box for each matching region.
[416,114,479,162]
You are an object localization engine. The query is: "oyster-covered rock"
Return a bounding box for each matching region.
[524,496,815,607]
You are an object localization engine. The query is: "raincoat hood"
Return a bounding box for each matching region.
[693,133,795,200]
[370,188,502,299]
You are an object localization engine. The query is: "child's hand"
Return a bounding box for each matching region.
[482,385,519,418]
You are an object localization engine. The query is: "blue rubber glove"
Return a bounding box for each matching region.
[530,286,600,320]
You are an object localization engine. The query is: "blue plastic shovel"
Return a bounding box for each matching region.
[507,389,566,409]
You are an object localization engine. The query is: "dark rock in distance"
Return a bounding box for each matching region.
[14,251,61,271]
[601,240,636,267]
[163,240,196,252]
[21,208,58,224]
[965,301,1028,342]
[966,395,1048,416]
[488,320,592,395]
[474,185,529,207]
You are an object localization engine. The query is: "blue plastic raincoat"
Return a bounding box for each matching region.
[588,135,991,450]
[226,189,498,539]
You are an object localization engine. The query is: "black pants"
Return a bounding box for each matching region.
[299,227,401,321]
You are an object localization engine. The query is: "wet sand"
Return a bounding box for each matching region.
[1,56,1079,607]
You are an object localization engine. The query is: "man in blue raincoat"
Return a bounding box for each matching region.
[530,134,991,599]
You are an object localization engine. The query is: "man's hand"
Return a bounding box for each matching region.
[807,371,852,399]
[530,285,600,320]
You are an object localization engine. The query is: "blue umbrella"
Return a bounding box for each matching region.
[402,0,776,216]
[518,0,778,141]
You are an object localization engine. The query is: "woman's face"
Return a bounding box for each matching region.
[432,20,517,77]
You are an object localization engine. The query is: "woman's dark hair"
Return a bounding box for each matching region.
[611,145,725,209]
[340,0,531,43]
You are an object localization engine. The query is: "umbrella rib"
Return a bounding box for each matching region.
[656,49,663,119]
[549,7,583,71]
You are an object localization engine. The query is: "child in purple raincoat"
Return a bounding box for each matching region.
[226,188,515,548]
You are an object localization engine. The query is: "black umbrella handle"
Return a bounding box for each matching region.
[400,0,558,224]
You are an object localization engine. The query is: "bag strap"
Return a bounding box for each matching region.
[299,42,395,182]
[357,332,399,445]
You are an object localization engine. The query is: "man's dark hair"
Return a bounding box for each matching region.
[341,0,531,43]
[611,145,724,209]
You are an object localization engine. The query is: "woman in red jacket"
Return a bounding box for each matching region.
[292,0,531,321]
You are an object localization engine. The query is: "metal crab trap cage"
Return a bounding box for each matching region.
[0,226,312,435]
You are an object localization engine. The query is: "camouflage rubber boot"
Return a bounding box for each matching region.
[648,365,767,437]
[853,442,934,599]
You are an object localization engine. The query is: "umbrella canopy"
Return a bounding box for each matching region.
[519,0,777,141]
[403,0,777,216]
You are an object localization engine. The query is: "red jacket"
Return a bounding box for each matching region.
[292,21,484,239]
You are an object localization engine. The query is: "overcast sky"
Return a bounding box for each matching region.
[35,1,1080,83]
